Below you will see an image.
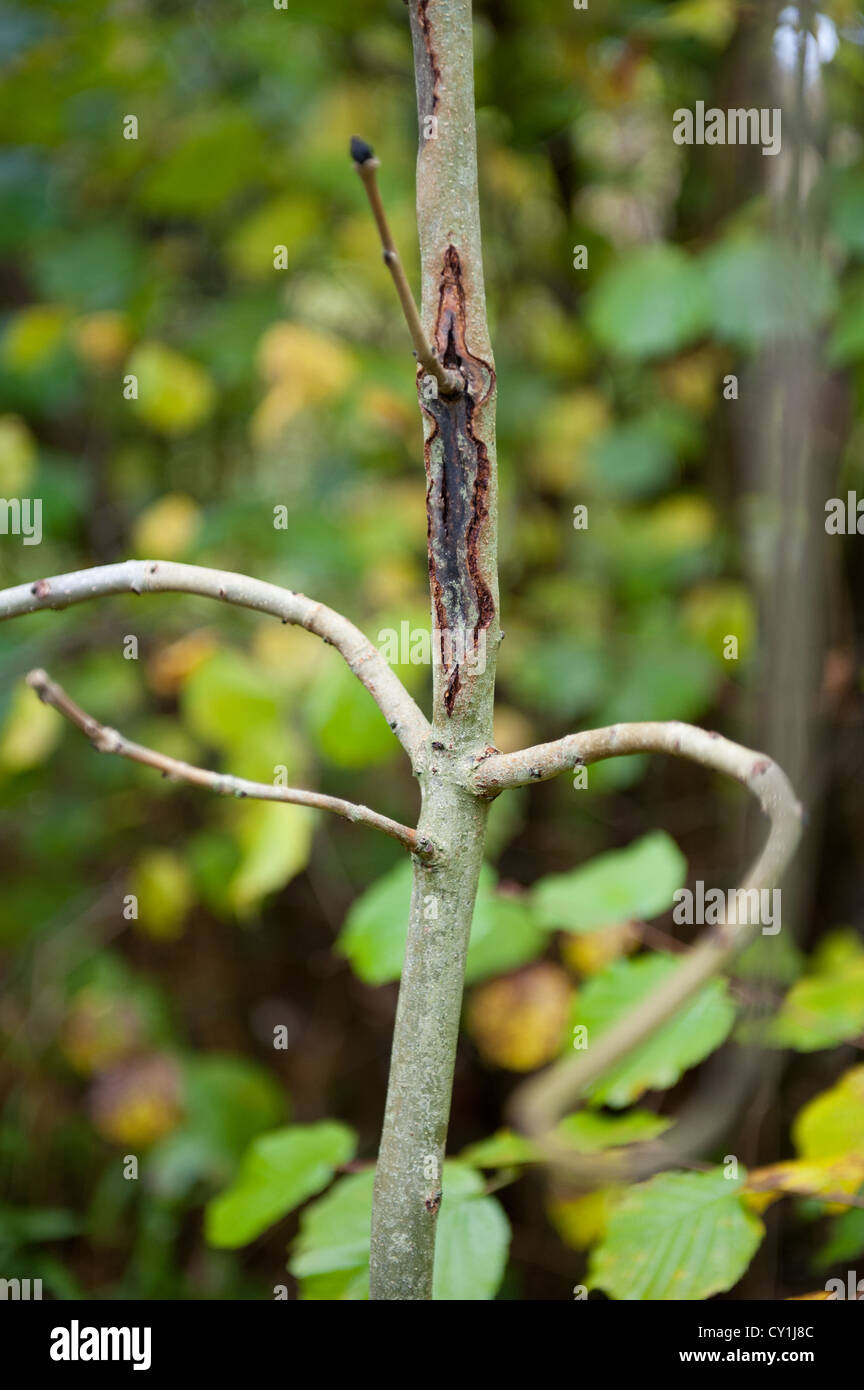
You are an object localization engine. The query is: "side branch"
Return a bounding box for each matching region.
[28,669,432,860]
[486,722,802,1143]
[471,720,800,831]
[0,560,431,764]
[351,137,462,396]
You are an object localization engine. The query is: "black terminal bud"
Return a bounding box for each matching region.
[350,136,375,165]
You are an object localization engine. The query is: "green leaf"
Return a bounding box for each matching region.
[187,830,242,918]
[204,1121,355,1248]
[829,171,864,255]
[816,1207,864,1268]
[572,954,735,1107]
[182,1054,287,1159]
[602,626,717,725]
[499,634,608,721]
[531,831,686,934]
[289,1170,375,1299]
[464,888,546,985]
[337,858,413,984]
[138,111,265,217]
[181,650,281,757]
[588,244,709,359]
[589,1168,764,1300]
[289,1162,510,1301]
[339,862,544,986]
[33,226,143,312]
[460,1111,671,1170]
[146,1132,223,1202]
[432,1164,511,1300]
[0,152,56,250]
[0,1205,80,1247]
[305,659,401,770]
[460,1130,540,1168]
[793,1066,864,1159]
[827,288,864,366]
[555,1109,672,1152]
[588,419,678,500]
[768,959,864,1052]
[701,237,836,349]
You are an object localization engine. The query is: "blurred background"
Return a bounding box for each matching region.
[1,0,863,1300]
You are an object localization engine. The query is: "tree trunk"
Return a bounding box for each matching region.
[369,0,499,1300]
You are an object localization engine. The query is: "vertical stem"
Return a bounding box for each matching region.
[370,0,499,1299]
[370,784,490,1299]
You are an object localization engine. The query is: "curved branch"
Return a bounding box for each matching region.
[0,560,431,764]
[28,668,433,861]
[485,721,802,1148]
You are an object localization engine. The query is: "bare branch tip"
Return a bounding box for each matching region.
[26,667,48,692]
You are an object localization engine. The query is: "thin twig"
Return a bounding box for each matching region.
[27,668,433,861]
[351,136,462,397]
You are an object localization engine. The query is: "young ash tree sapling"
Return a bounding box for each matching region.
[0,0,801,1300]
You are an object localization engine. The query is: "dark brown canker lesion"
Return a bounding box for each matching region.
[416,0,442,116]
[423,246,496,716]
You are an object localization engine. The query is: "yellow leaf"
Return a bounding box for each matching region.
[61,987,144,1076]
[641,495,716,551]
[132,493,202,559]
[683,581,755,660]
[364,558,426,614]
[793,1065,864,1159]
[250,382,306,444]
[128,342,215,434]
[147,628,217,697]
[227,195,319,280]
[251,323,353,444]
[359,386,417,444]
[547,1189,616,1249]
[561,922,640,976]
[256,321,353,393]
[744,1155,864,1214]
[466,963,572,1072]
[251,622,326,688]
[0,415,37,493]
[3,305,69,371]
[533,390,609,493]
[72,311,132,370]
[90,1055,183,1148]
[655,0,737,47]
[657,346,725,416]
[0,680,62,773]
